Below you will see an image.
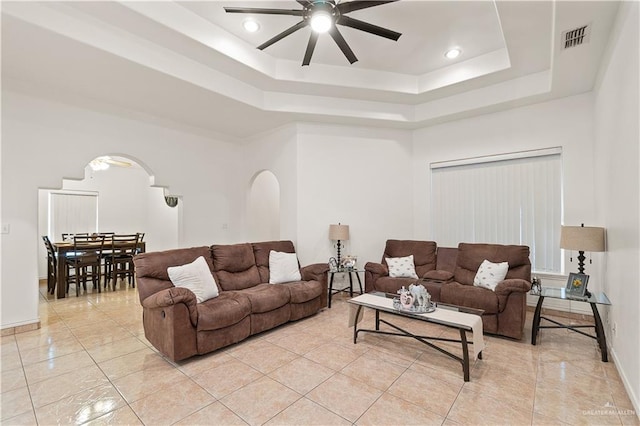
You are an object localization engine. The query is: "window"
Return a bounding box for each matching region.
[430,148,562,273]
[48,191,98,239]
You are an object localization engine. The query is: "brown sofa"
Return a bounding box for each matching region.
[133,240,329,361]
[365,240,532,339]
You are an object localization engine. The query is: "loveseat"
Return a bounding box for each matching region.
[365,240,532,339]
[133,240,328,361]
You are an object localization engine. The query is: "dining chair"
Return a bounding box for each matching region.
[65,234,105,296]
[42,236,58,295]
[61,232,89,241]
[104,234,139,291]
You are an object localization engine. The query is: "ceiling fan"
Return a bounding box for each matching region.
[89,156,132,171]
[225,0,402,66]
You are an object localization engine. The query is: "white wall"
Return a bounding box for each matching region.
[593,1,639,414]
[1,90,243,329]
[296,124,414,267]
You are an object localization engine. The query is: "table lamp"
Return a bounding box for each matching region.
[329,223,349,267]
[560,224,606,274]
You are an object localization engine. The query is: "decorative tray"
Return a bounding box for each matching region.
[392,300,436,314]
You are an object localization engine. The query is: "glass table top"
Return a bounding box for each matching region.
[536,287,611,305]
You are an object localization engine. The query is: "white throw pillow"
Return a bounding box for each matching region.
[473,259,509,291]
[167,256,219,303]
[386,255,419,279]
[269,250,302,284]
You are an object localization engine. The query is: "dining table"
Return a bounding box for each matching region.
[52,239,146,299]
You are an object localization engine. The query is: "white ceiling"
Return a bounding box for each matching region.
[1,1,621,138]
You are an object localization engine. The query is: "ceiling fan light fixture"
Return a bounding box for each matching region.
[445,48,461,59]
[242,19,260,33]
[310,11,333,33]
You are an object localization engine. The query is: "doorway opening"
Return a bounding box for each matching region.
[247,170,280,242]
[37,154,180,281]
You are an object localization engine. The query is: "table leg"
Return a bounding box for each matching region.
[590,302,608,362]
[56,253,67,299]
[328,272,335,308]
[460,329,470,382]
[353,305,363,344]
[348,272,354,297]
[355,271,363,294]
[531,295,545,345]
[375,310,380,331]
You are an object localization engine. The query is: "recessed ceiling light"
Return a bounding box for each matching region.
[310,11,332,33]
[243,19,260,33]
[445,48,461,59]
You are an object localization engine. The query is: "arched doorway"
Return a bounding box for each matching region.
[247,170,280,242]
[37,155,180,281]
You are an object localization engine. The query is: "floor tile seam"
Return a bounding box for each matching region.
[0,385,36,422]
[338,350,411,393]
[26,367,111,410]
[165,401,221,426]
[458,383,536,418]
[295,394,356,425]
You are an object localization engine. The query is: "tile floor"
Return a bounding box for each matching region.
[1,282,638,425]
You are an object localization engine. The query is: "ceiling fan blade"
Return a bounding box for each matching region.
[302,32,319,66]
[257,20,308,50]
[337,15,401,41]
[224,7,305,16]
[337,0,398,14]
[329,26,358,64]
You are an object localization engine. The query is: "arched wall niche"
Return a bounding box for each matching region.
[247,170,281,242]
[37,153,181,279]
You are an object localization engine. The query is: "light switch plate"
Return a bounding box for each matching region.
[1,224,9,234]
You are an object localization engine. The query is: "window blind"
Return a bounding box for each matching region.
[49,191,98,240]
[430,149,562,273]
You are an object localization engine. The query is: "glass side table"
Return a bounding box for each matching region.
[531,287,611,362]
[328,268,364,308]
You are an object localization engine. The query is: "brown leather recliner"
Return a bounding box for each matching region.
[365,240,532,340]
[134,241,328,361]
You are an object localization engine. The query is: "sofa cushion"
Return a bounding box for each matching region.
[386,255,419,279]
[473,259,509,291]
[454,243,531,286]
[269,251,302,284]
[440,282,499,314]
[196,292,252,332]
[167,256,219,303]
[286,280,324,304]
[423,270,454,282]
[374,276,417,294]
[252,241,297,283]
[382,240,437,278]
[240,283,290,314]
[211,243,262,291]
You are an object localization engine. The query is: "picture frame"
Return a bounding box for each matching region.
[566,273,589,297]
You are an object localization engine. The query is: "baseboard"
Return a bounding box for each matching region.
[1,320,41,336]
[610,347,640,421]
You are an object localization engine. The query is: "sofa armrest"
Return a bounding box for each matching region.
[141,287,198,327]
[495,278,532,296]
[364,262,388,293]
[300,263,330,282]
[364,262,388,276]
[301,263,330,308]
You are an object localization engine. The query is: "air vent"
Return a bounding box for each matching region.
[562,24,591,49]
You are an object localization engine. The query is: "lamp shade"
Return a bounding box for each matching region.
[560,225,605,252]
[329,224,349,241]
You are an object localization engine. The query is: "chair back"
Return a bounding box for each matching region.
[110,234,140,258]
[42,235,57,267]
[72,234,105,256]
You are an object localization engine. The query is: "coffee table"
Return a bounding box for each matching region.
[348,292,484,382]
